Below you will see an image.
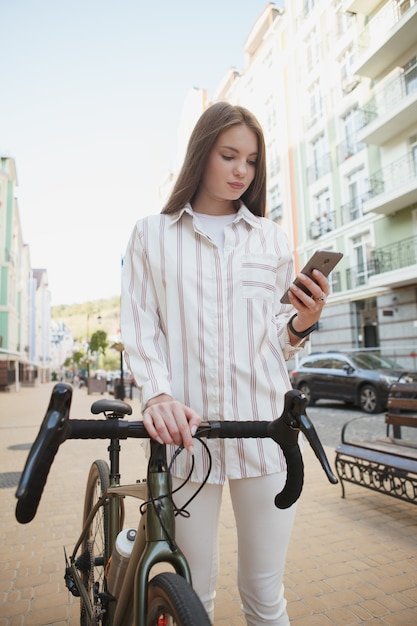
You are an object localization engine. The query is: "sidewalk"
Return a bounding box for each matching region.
[1,382,416,625]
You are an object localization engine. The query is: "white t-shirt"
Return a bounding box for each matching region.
[193,211,236,256]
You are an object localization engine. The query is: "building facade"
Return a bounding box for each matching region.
[0,155,52,389]
[169,1,417,369]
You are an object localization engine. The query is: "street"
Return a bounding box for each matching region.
[305,399,417,449]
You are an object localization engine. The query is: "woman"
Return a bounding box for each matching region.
[121,102,328,625]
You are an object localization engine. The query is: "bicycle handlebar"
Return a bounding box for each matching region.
[15,383,337,524]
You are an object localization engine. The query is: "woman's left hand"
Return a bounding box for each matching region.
[286,269,329,332]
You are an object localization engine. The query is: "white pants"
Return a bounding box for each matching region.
[172,472,297,625]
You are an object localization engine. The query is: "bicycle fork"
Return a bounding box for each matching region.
[113,441,192,626]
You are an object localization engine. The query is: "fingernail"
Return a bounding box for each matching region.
[156,436,164,445]
[188,445,195,456]
[191,425,197,436]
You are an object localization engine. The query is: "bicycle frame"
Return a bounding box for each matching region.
[69,439,194,626]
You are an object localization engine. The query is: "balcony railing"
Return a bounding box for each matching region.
[360,67,417,128]
[371,235,417,275]
[307,153,332,184]
[368,151,417,199]
[337,138,365,164]
[308,210,336,239]
[357,0,416,53]
[346,235,417,289]
[340,190,372,225]
[354,0,417,79]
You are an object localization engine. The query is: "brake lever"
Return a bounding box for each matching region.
[269,389,338,485]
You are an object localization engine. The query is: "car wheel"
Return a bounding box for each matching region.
[359,385,381,414]
[299,383,315,406]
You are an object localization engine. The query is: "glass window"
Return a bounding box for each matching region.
[342,107,362,154]
[308,81,323,124]
[332,359,349,370]
[404,56,417,95]
[351,232,373,287]
[347,168,367,220]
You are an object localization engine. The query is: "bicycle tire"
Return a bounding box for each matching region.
[80,460,110,626]
[146,572,211,626]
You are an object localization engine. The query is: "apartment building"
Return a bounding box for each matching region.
[172,1,417,368]
[0,155,52,389]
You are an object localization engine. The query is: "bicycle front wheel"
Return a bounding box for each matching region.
[146,572,211,626]
[80,459,110,626]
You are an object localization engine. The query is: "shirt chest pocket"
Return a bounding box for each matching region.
[241,255,278,301]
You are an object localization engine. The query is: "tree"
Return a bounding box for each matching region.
[63,349,87,374]
[89,330,108,355]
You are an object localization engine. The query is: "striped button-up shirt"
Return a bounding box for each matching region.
[121,204,305,483]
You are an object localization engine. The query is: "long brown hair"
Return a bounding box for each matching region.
[162,101,267,217]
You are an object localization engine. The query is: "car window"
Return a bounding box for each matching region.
[301,358,332,368]
[351,353,404,370]
[331,359,349,370]
[313,358,333,368]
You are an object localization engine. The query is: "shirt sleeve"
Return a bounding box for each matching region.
[272,233,308,360]
[121,222,173,410]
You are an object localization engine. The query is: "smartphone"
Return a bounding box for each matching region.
[280,250,343,304]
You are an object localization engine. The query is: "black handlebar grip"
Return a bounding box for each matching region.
[67,419,145,439]
[274,443,304,509]
[15,383,72,524]
[199,420,269,439]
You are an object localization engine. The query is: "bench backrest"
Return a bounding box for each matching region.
[385,383,417,433]
[386,383,417,412]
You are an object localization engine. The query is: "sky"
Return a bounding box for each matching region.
[1,0,279,306]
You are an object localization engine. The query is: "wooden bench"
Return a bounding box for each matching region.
[385,382,417,437]
[335,382,417,505]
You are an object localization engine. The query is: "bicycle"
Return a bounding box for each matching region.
[15,382,337,626]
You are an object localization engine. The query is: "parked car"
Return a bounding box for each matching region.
[291,351,416,413]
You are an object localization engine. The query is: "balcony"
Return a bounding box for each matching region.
[341,190,372,224]
[364,151,417,215]
[358,67,417,145]
[346,235,417,289]
[354,1,417,79]
[308,211,336,239]
[306,153,332,184]
[337,137,365,163]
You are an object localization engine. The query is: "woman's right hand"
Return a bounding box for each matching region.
[143,394,202,455]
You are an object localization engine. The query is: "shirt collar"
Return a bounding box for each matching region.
[171,203,262,229]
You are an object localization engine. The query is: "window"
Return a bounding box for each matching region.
[347,168,367,220]
[313,188,334,233]
[308,81,323,125]
[332,359,348,370]
[396,0,412,17]
[268,183,282,223]
[268,140,280,178]
[335,6,355,36]
[351,232,373,286]
[310,134,330,181]
[404,56,417,95]
[303,0,317,16]
[342,107,362,155]
[305,29,319,71]
[410,134,417,176]
[339,46,356,84]
[265,97,276,133]
[340,52,359,94]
